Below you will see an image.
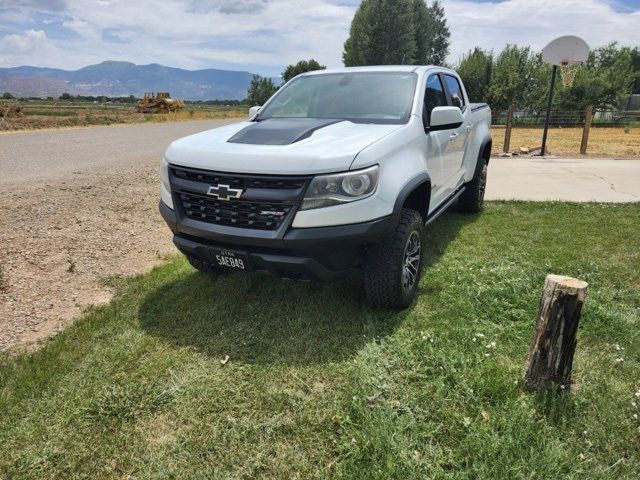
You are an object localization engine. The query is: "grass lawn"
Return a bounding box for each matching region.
[491,127,640,157]
[1,202,639,479]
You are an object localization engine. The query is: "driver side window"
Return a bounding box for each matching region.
[444,74,466,110]
[424,74,448,120]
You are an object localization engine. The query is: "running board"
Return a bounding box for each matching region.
[425,186,466,226]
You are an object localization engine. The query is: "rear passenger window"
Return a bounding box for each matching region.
[444,75,465,110]
[424,74,448,118]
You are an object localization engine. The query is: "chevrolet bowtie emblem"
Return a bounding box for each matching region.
[206,184,243,200]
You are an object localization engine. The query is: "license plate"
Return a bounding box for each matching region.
[210,248,250,271]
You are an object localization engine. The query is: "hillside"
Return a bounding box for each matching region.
[0,61,273,100]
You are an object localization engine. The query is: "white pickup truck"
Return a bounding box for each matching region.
[160,66,491,309]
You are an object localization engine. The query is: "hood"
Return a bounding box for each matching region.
[165,118,403,174]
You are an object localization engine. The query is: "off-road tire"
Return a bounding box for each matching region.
[364,209,425,310]
[185,253,230,275]
[459,159,488,213]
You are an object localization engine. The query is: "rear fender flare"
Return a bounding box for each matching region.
[478,136,492,166]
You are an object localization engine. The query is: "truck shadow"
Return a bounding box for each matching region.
[138,209,476,366]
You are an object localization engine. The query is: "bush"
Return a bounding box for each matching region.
[623,120,638,133]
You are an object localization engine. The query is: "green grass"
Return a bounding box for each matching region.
[22,109,76,117]
[1,202,639,479]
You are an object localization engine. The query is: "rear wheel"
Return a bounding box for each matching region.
[364,209,424,310]
[459,159,488,213]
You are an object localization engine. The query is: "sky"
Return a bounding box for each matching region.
[0,0,639,76]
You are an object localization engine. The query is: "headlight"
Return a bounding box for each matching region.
[301,165,379,210]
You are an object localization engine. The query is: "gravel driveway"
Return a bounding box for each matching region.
[1,122,638,351]
[0,120,237,351]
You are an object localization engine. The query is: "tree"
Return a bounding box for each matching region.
[555,43,635,110]
[457,47,493,101]
[486,45,532,111]
[2,92,14,99]
[282,59,326,83]
[412,0,450,65]
[457,41,635,112]
[247,75,277,105]
[343,0,416,66]
[631,47,640,93]
[520,53,552,112]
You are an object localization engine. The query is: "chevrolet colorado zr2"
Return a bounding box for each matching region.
[160,66,491,309]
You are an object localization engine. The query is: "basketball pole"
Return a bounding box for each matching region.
[540,65,557,158]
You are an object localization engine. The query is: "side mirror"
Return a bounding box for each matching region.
[249,105,261,118]
[428,106,463,131]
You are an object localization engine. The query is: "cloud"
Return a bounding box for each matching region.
[0,28,48,54]
[443,0,640,63]
[101,27,135,44]
[1,0,68,12]
[0,0,638,75]
[187,0,269,14]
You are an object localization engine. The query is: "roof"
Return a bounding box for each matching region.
[303,65,436,76]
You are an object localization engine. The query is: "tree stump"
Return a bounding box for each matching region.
[525,274,588,392]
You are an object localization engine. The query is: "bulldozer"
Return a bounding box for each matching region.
[136,92,185,113]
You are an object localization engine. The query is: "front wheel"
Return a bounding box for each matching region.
[364,209,424,310]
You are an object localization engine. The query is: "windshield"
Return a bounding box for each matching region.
[258,72,417,124]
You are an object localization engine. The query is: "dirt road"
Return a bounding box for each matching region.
[0,120,237,351]
[0,120,238,189]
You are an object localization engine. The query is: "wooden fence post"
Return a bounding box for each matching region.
[525,274,588,392]
[503,105,514,153]
[580,105,593,155]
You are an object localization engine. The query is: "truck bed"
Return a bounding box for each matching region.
[470,103,490,112]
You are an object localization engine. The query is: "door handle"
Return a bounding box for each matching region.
[449,132,459,142]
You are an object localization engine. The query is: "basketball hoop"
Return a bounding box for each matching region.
[542,36,589,89]
[539,36,590,157]
[559,61,580,88]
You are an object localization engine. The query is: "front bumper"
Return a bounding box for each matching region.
[160,201,392,281]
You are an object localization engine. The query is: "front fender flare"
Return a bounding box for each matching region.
[391,172,431,225]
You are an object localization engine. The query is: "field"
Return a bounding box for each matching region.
[3,101,640,158]
[0,101,246,131]
[491,127,640,157]
[1,202,639,479]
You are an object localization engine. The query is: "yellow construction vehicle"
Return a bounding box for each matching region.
[136,92,185,113]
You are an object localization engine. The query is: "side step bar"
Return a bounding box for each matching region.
[425,186,466,226]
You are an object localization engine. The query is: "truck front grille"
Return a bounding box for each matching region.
[179,192,291,230]
[171,167,307,190]
[170,166,310,231]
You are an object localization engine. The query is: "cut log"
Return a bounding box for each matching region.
[525,274,588,392]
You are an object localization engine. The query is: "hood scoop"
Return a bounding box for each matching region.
[227,118,341,145]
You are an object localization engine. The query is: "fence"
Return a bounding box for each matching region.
[492,108,640,128]
[494,105,640,154]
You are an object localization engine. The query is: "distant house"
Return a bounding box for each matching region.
[621,94,640,111]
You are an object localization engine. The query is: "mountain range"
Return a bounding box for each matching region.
[0,61,277,100]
